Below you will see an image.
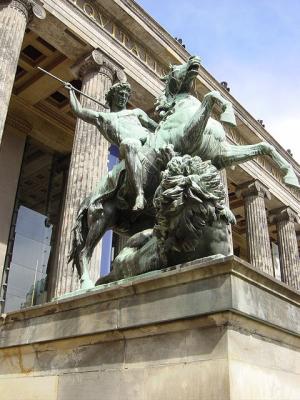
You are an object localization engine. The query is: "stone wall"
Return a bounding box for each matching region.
[0,256,299,399]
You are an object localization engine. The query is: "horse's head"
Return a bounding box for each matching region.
[155,56,201,117]
[162,56,201,96]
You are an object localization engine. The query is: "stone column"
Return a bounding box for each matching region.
[55,50,124,297]
[0,0,33,146]
[270,207,300,290]
[115,234,129,255]
[237,180,273,275]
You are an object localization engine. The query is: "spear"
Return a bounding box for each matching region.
[37,66,109,109]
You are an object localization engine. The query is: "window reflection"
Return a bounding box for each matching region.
[5,207,52,311]
[2,139,68,312]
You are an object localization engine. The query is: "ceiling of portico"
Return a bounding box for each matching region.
[6,22,160,211]
[9,28,79,154]
[8,23,158,155]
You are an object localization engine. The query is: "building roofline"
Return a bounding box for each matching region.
[114,0,300,173]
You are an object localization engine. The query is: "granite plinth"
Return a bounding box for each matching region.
[0,255,300,399]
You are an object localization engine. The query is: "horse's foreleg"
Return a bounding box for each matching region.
[184,91,235,149]
[183,94,216,146]
[214,143,300,189]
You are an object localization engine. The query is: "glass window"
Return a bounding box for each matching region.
[2,138,68,312]
[100,145,119,277]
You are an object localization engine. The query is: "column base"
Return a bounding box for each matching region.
[1,256,300,399]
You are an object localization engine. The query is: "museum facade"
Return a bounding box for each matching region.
[0,1,300,398]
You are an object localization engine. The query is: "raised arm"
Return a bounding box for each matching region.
[65,84,99,125]
[137,109,158,132]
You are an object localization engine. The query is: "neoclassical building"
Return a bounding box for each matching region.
[0,1,299,398]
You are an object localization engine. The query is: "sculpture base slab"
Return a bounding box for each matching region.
[0,255,300,399]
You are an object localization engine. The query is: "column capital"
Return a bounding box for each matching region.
[270,207,300,224]
[236,179,271,200]
[1,0,33,21]
[72,49,127,82]
[0,0,45,21]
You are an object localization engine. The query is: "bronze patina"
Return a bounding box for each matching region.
[65,56,299,289]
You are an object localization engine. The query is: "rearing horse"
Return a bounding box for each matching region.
[69,56,299,289]
[150,56,299,185]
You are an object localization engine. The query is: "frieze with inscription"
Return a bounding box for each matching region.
[69,0,166,77]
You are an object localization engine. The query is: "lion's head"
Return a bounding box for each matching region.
[153,154,234,256]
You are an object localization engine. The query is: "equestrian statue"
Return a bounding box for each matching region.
[64,55,299,288]
[97,153,235,284]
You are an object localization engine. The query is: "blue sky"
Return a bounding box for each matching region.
[137,0,300,163]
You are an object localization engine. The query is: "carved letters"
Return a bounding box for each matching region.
[69,0,166,77]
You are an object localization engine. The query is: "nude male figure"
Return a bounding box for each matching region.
[66,81,158,210]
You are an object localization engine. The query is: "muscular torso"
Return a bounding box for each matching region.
[96,109,149,146]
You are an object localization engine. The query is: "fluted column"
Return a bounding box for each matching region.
[0,0,45,145]
[55,50,124,297]
[270,207,300,290]
[115,234,129,255]
[237,180,273,275]
[0,0,32,145]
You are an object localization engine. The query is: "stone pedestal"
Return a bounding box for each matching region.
[0,0,32,146]
[237,180,273,275]
[1,256,300,399]
[55,50,123,297]
[271,207,300,290]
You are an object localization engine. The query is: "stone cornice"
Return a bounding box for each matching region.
[118,0,189,59]
[67,0,167,78]
[236,179,271,200]
[1,256,300,347]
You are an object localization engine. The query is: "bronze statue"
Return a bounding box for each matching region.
[66,81,158,211]
[96,154,235,284]
[66,56,299,289]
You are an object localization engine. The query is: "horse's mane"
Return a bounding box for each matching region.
[153,155,226,253]
[155,63,197,118]
[155,65,179,117]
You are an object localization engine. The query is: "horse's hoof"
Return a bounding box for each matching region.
[283,171,300,189]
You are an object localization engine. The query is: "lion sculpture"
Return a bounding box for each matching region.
[96,154,235,284]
